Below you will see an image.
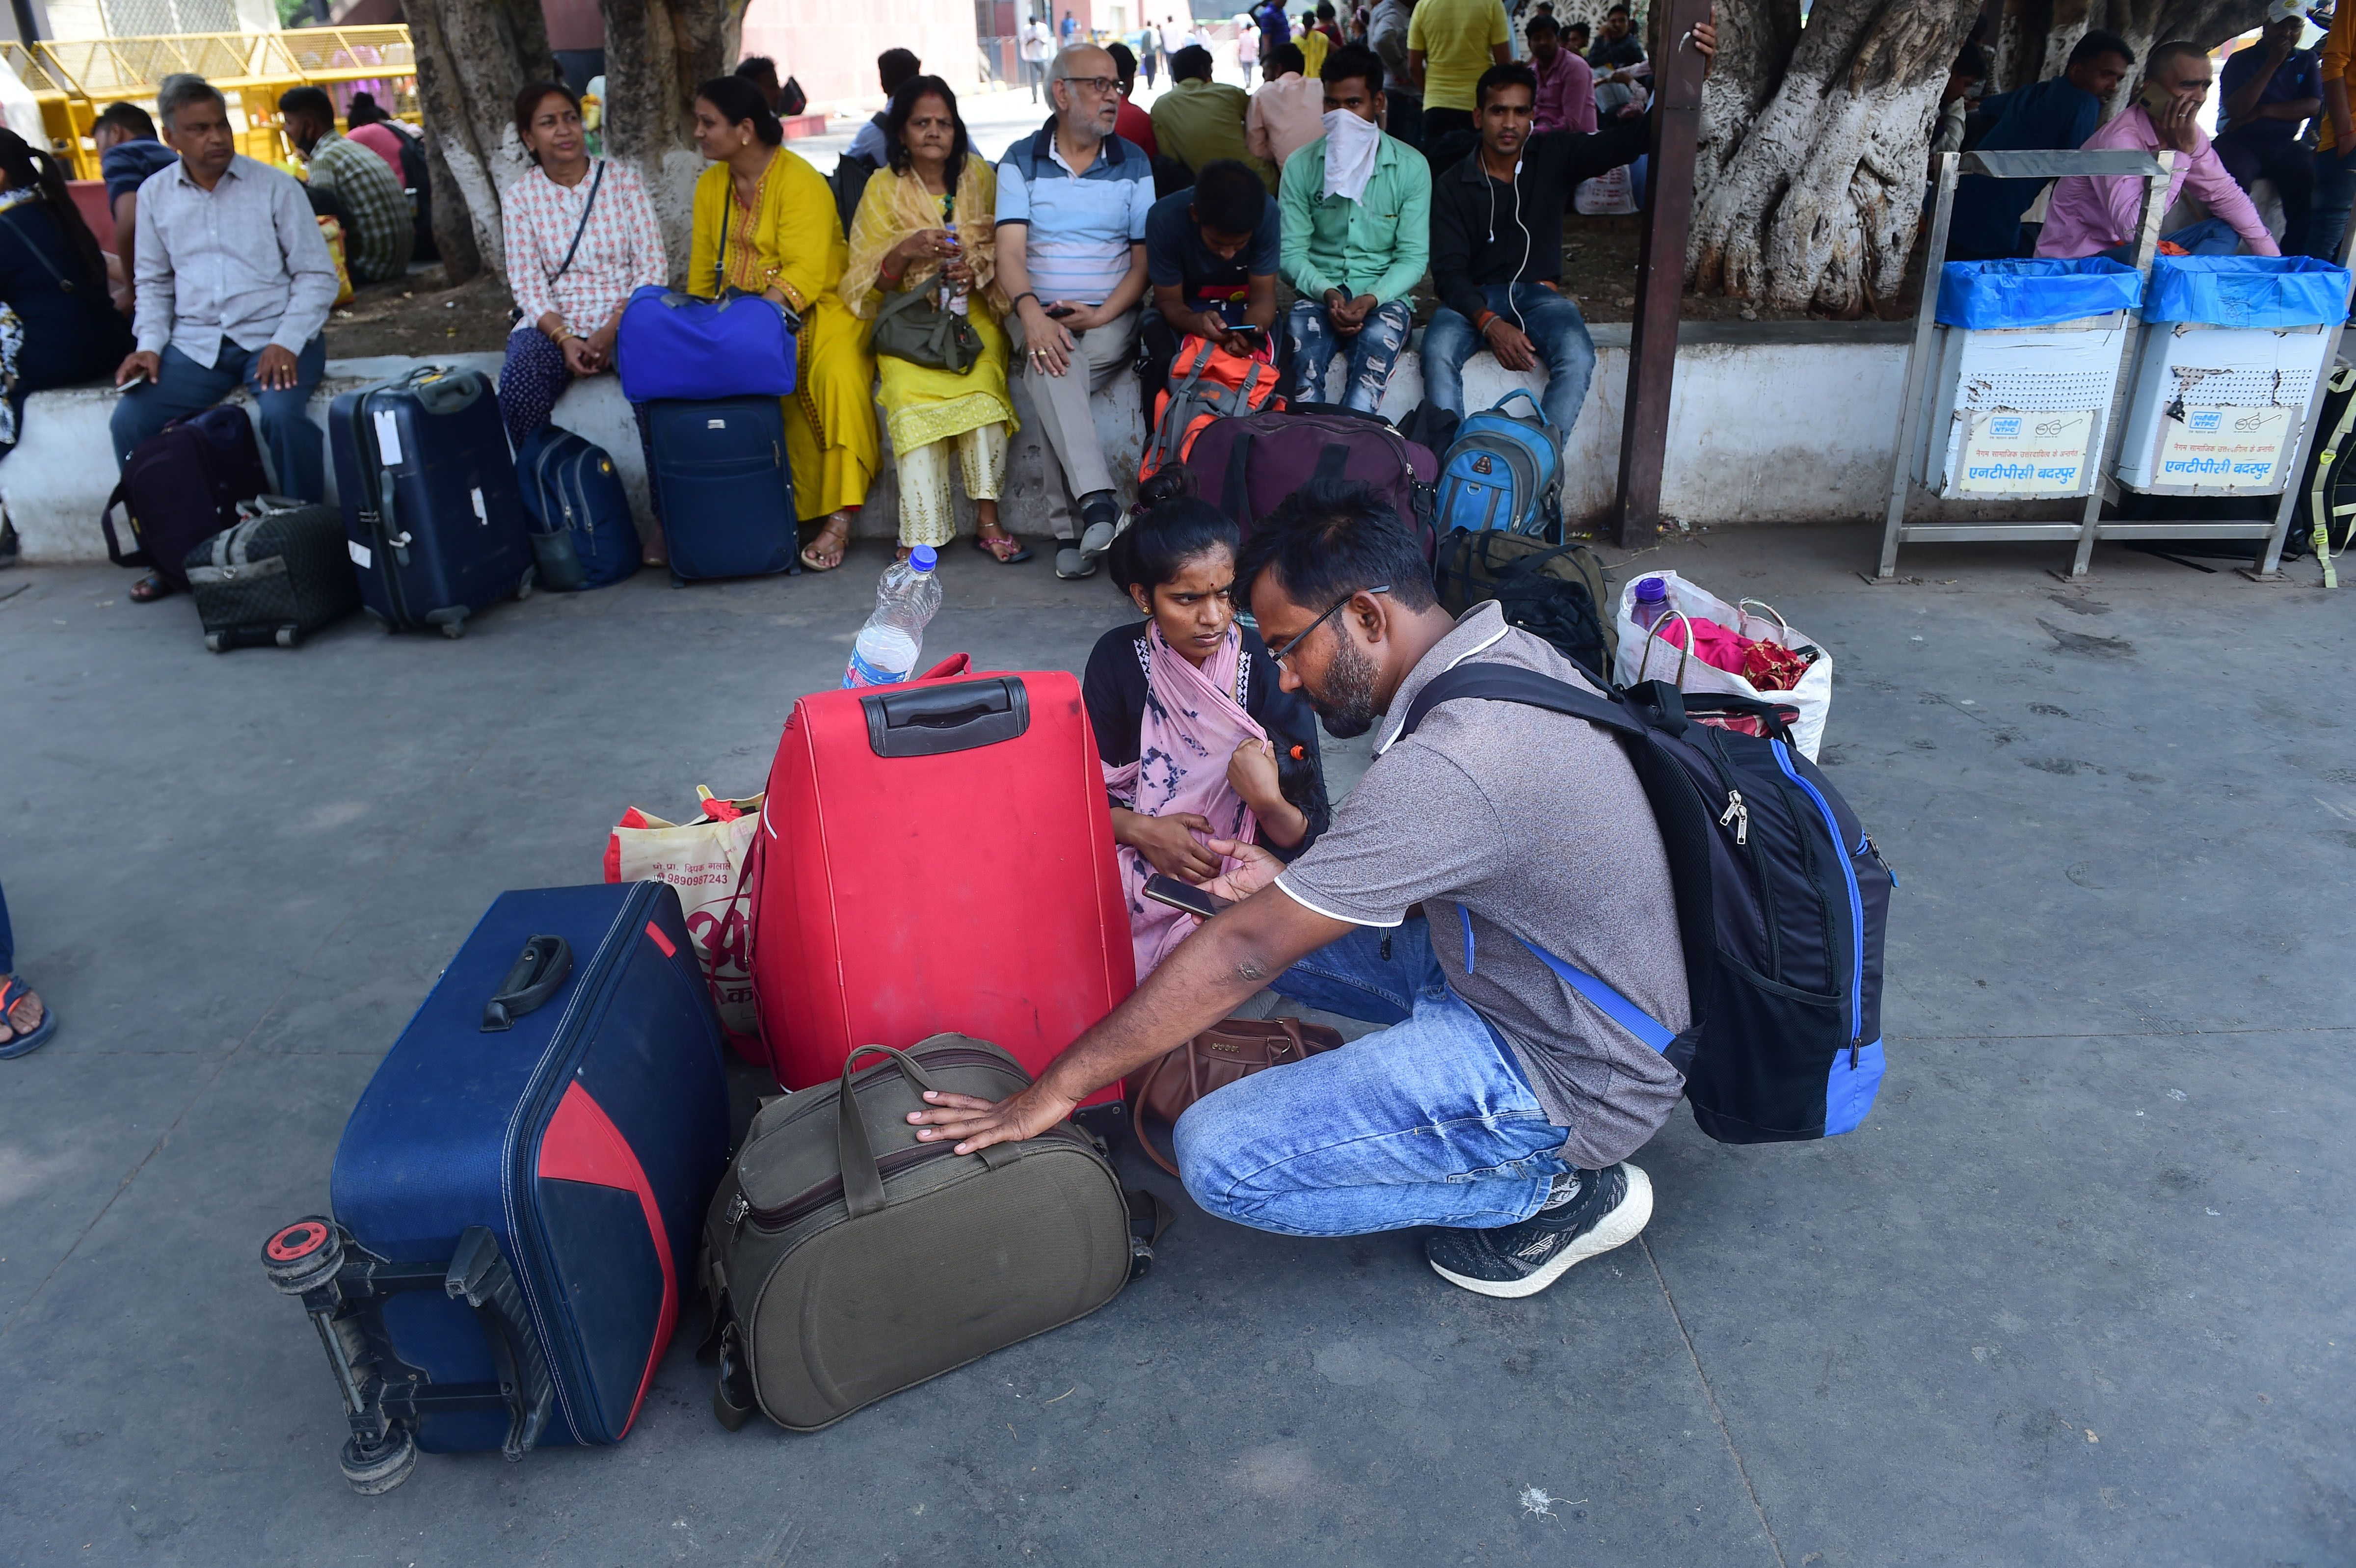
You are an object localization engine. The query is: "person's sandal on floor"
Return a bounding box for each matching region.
[974,520,1031,564]
[1424,1163,1653,1298]
[800,511,855,573]
[130,571,177,602]
[0,975,56,1060]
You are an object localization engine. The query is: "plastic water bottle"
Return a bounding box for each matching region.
[843,546,943,688]
[1632,576,1672,632]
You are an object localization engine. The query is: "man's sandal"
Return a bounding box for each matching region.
[130,571,176,603]
[0,975,57,1060]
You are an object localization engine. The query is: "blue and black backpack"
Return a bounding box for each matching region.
[1432,388,1563,540]
[515,425,639,591]
[1398,669,1893,1143]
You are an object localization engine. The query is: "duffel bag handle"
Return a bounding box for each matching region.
[835,1044,953,1218]
[481,934,572,1032]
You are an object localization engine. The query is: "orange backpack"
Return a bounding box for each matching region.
[1138,336,1284,483]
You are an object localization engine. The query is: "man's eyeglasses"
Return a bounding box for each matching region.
[1268,586,1388,666]
[1056,75,1122,95]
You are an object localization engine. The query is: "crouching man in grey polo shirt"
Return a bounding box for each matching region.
[910,477,1689,1298]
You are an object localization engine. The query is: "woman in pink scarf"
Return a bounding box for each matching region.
[1082,496,1330,978]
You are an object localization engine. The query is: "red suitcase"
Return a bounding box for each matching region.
[748,658,1134,1108]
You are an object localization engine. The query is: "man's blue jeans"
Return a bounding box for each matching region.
[1172,918,1571,1237]
[1284,296,1413,413]
[2099,215,2243,264]
[1421,282,1597,437]
[2311,145,2356,263]
[108,337,328,503]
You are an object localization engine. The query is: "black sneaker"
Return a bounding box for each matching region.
[1423,1162,1653,1299]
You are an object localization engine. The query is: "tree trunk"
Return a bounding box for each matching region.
[1992,0,2269,97]
[407,0,557,279]
[423,126,482,283]
[598,0,755,282]
[1691,0,1802,194]
[1689,0,1981,314]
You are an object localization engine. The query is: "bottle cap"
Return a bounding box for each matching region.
[910,545,937,572]
[1634,576,1667,601]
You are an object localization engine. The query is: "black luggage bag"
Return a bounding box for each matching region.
[101,406,270,595]
[184,496,362,651]
[330,365,535,638]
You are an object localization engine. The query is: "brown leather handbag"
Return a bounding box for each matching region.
[1127,1017,1347,1176]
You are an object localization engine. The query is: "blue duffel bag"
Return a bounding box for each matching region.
[515,425,639,590]
[615,285,799,403]
[2142,254,2353,328]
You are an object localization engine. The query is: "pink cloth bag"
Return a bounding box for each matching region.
[1100,624,1265,980]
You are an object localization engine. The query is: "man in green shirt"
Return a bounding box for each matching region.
[1152,44,1278,191]
[277,86,413,284]
[1279,44,1430,413]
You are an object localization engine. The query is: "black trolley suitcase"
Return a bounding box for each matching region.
[642,397,800,584]
[330,365,535,638]
[183,495,362,651]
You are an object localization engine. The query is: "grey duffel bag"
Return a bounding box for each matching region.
[702,1036,1165,1432]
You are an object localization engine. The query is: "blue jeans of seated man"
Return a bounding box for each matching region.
[1171,918,1572,1237]
[2310,145,2356,264]
[2098,215,2243,264]
[1421,282,1597,438]
[108,337,328,503]
[1285,296,1413,413]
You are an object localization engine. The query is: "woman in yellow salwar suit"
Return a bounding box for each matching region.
[687,76,878,572]
[840,77,1029,564]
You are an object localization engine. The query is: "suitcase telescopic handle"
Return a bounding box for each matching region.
[860,676,1031,759]
[481,934,572,1032]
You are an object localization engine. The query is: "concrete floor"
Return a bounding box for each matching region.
[0,524,2350,1567]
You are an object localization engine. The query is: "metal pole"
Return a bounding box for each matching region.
[1878,152,1960,578]
[2069,150,2174,578]
[1609,0,1708,549]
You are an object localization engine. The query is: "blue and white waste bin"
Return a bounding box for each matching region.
[2113,255,2353,494]
[1911,258,2145,500]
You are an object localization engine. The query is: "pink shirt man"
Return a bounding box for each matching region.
[1247,71,1329,169]
[1531,43,1595,134]
[2035,103,2278,258]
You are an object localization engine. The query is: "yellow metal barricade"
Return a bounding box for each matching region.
[3,27,419,180]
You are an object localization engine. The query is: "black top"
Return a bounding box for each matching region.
[1081,619,1331,859]
[1429,113,1648,323]
[1587,34,1644,70]
[1145,187,1282,311]
[0,198,132,394]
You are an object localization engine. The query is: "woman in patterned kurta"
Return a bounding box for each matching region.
[688,76,878,571]
[838,77,1027,563]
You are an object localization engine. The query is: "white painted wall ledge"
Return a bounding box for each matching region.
[6,320,2012,565]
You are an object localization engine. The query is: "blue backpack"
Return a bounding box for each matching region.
[1398,668,1893,1144]
[515,426,638,590]
[1433,388,1563,539]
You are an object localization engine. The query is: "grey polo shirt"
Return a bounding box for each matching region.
[1274,602,1691,1169]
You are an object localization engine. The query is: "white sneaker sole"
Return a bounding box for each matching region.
[1428,1162,1655,1300]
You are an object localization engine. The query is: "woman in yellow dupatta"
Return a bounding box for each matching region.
[687,76,878,571]
[840,77,1028,563]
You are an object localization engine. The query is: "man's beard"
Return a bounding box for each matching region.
[1307,638,1380,739]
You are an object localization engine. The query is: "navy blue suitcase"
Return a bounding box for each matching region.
[515,425,639,591]
[330,365,536,638]
[642,397,800,584]
[261,882,730,1494]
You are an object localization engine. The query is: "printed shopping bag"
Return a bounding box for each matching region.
[605,786,761,1038]
[1613,571,1834,759]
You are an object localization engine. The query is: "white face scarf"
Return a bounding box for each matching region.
[1322,107,1382,203]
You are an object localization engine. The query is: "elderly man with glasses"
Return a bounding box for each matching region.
[995,44,1157,580]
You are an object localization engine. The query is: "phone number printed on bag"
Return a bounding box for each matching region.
[1958,409,2096,495]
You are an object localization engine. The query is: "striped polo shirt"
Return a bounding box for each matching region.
[993,120,1154,306]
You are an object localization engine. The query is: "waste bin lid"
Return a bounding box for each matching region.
[1935,258,2144,331]
[2144,254,2352,328]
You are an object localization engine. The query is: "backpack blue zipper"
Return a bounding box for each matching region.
[1773,741,1863,1046]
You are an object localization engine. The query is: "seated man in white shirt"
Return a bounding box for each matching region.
[109,73,339,601]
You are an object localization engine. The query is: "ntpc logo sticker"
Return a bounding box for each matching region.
[2190,411,2222,431]
[1990,416,2023,438]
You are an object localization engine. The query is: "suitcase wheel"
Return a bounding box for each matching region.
[513,566,535,602]
[204,632,224,654]
[340,1427,416,1496]
[261,1215,344,1296]
[275,626,300,649]
[440,619,466,639]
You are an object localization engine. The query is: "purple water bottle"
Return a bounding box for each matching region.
[1633,576,1671,632]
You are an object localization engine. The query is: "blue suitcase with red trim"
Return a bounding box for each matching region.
[261,882,729,1494]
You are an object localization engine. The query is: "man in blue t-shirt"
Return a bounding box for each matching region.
[1138,159,1281,435]
[92,103,178,318]
[1948,29,2135,260]
[2216,1,2322,255]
